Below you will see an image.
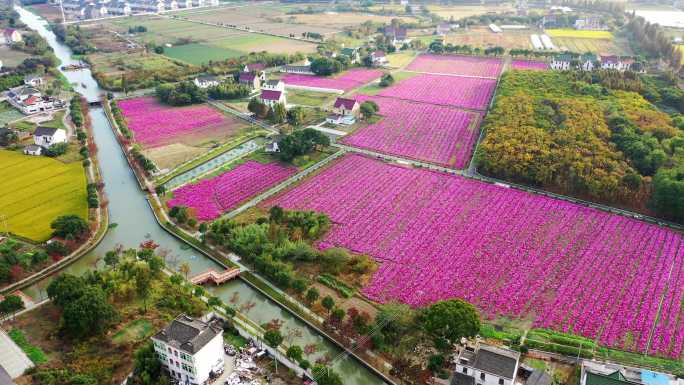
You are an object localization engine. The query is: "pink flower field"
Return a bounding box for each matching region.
[168,161,296,220]
[282,68,383,91]
[376,74,497,110]
[264,154,684,358]
[511,60,548,71]
[341,96,480,168]
[118,97,228,148]
[406,54,503,78]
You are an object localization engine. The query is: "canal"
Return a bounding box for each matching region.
[14,7,385,384]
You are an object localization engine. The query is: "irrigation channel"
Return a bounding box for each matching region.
[15,7,385,385]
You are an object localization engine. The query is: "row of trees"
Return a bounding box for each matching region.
[625,16,682,68]
[156,81,207,106]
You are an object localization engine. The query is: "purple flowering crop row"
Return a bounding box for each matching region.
[282,68,383,91]
[263,154,684,358]
[118,97,226,148]
[341,95,480,168]
[510,60,548,71]
[169,161,296,220]
[376,74,497,110]
[406,54,503,78]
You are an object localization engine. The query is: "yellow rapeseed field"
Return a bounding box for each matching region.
[0,150,88,241]
[546,29,614,39]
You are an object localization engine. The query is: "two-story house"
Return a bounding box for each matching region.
[151,314,224,385]
[453,344,521,385]
[33,127,67,148]
[260,89,286,108]
[239,72,261,90]
[262,79,285,92]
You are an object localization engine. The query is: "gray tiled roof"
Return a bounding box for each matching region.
[153,314,222,354]
[472,347,519,379]
[33,127,59,137]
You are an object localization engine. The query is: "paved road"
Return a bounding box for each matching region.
[0,329,33,379]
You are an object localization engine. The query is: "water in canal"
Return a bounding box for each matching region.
[15,7,384,384]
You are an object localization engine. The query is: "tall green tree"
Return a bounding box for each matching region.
[61,285,117,338]
[651,166,684,222]
[421,299,480,349]
[51,215,89,240]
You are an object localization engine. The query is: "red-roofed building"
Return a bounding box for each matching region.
[243,63,266,73]
[333,97,359,116]
[260,89,286,107]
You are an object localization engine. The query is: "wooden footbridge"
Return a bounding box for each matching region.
[190,268,241,285]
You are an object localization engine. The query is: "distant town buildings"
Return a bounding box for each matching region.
[152,314,225,385]
[574,17,608,31]
[60,0,219,20]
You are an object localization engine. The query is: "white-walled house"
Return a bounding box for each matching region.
[152,314,225,385]
[194,75,220,89]
[332,97,359,117]
[262,80,284,92]
[6,85,65,115]
[33,127,67,148]
[24,74,44,88]
[371,50,388,66]
[453,344,520,385]
[261,90,286,108]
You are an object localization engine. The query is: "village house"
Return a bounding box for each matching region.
[326,97,359,125]
[260,89,286,108]
[33,127,68,148]
[151,314,225,385]
[107,1,132,16]
[452,343,521,385]
[383,25,409,46]
[550,53,572,70]
[6,85,65,115]
[281,58,313,75]
[243,63,266,73]
[0,28,22,46]
[23,74,44,88]
[193,75,220,89]
[262,79,284,92]
[23,144,43,156]
[80,3,108,19]
[332,97,359,117]
[238,72,261,90]
[436,23,452,36]
[574,17,607,31]
[340,47,360,64]
[580,360,682,385]
[371,50,387,66]
[600,55,634,71]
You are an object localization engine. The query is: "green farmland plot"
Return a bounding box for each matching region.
[164,43,243,65]
[0,150,88,241]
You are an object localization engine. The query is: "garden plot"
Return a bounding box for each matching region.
[167,160,296,220]
[0,150,88,241]
[406,54,503,78]
[264,154,684,359]
[511,60,548,70]
[445,27,534,50]
[374,73,497,110]
[117,97,253,170]
[282,68,383,92]
[341,96,481,168]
